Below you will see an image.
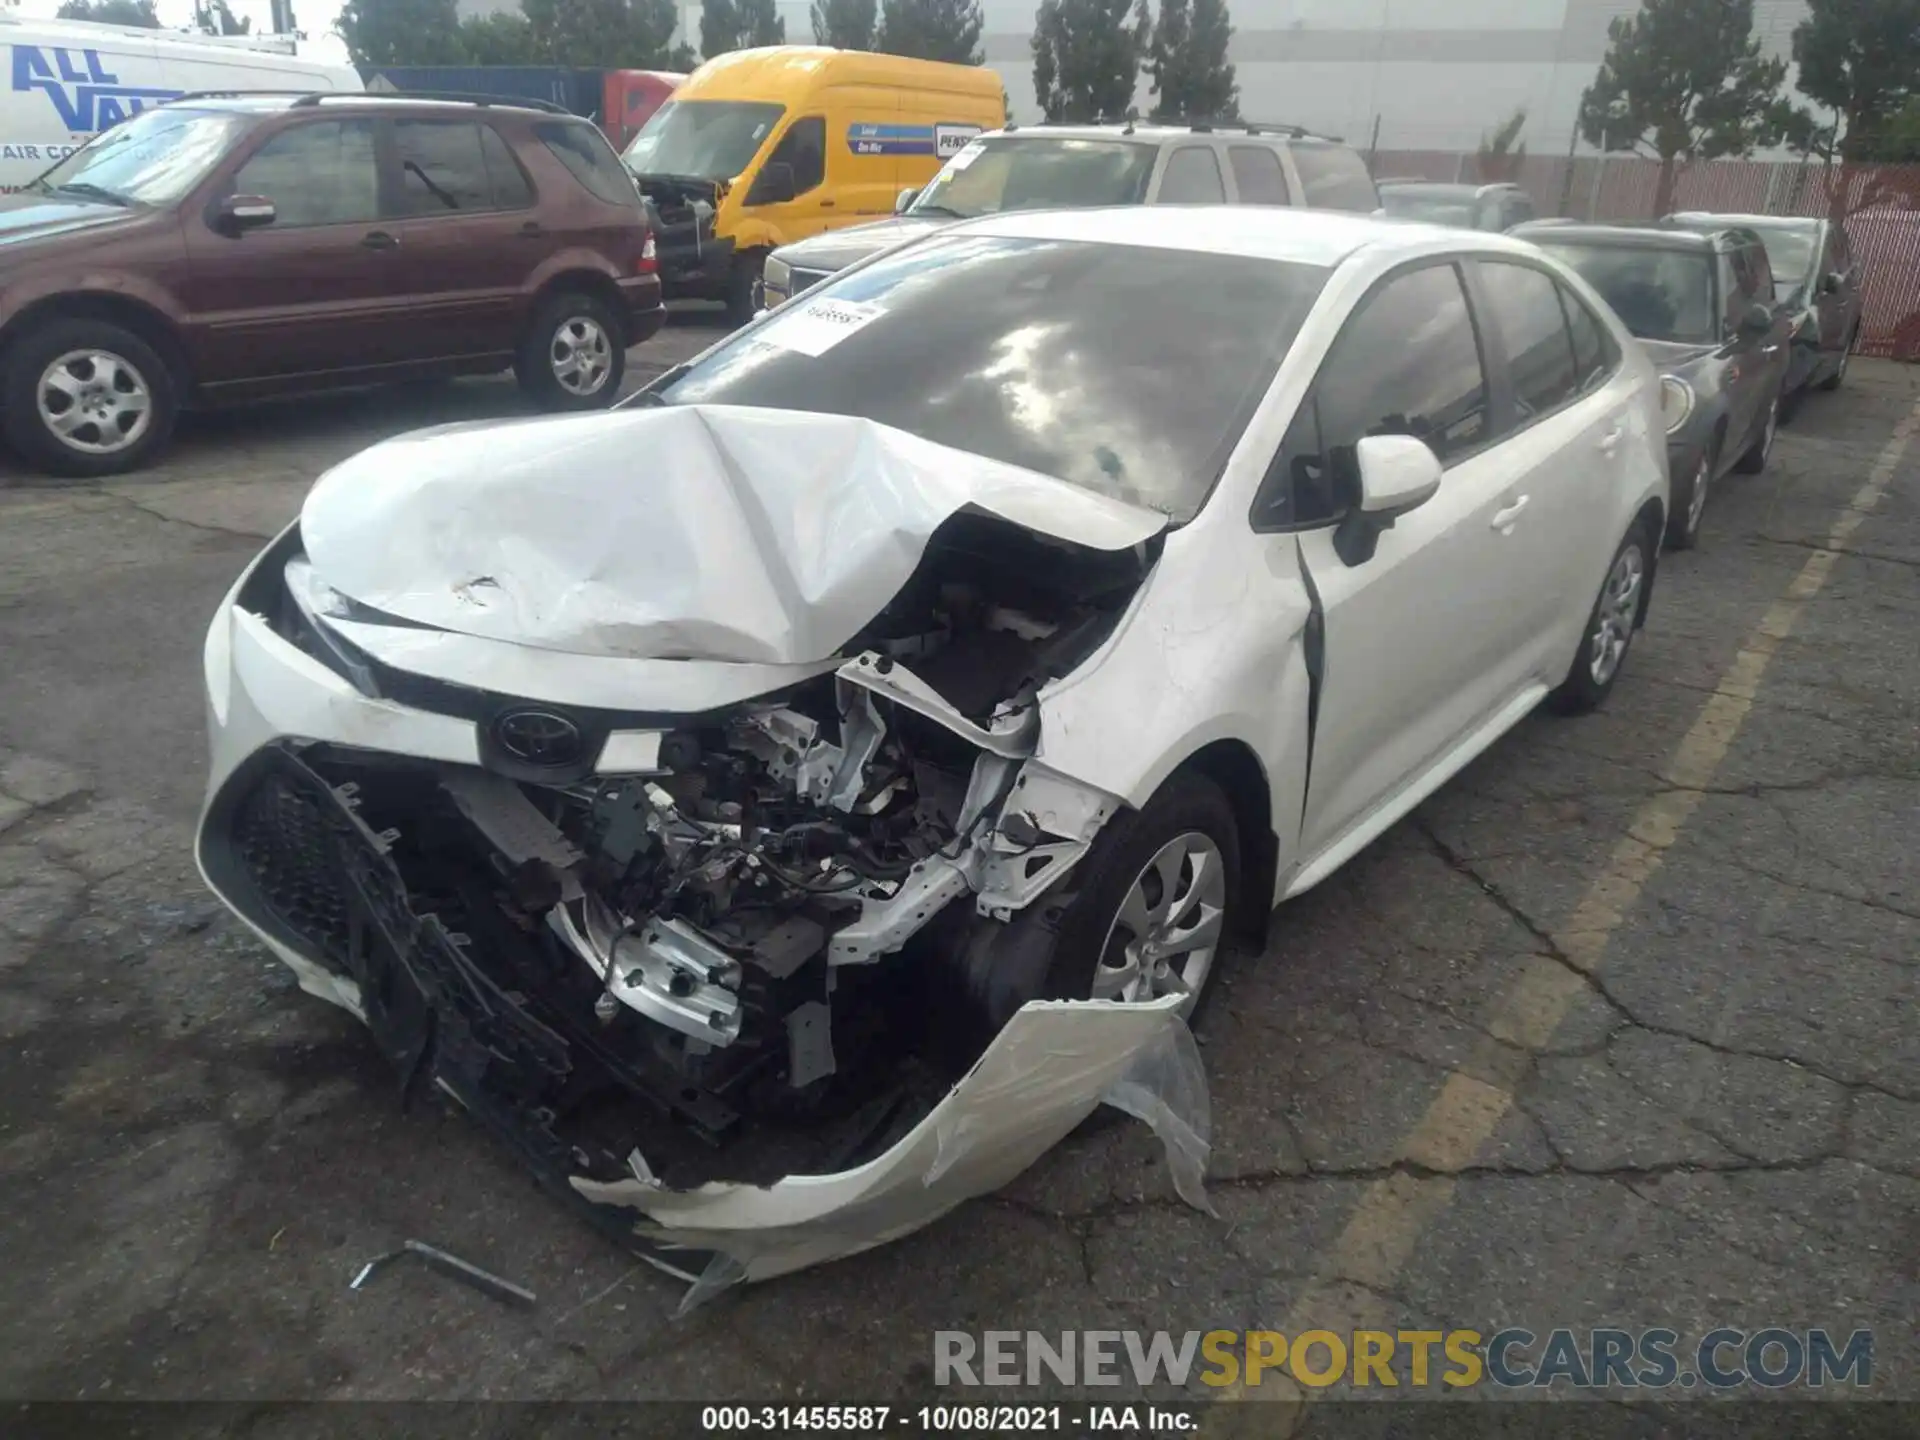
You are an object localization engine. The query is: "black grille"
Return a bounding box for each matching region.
[232,772,352,962]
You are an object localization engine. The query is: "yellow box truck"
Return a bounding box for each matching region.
[622,46,1004,321]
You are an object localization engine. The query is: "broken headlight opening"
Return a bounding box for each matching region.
[204,512,1205,1240]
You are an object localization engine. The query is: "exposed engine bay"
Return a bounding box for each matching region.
[232,514,1156,1192]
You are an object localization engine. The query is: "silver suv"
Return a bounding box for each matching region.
[760,119,1380,307]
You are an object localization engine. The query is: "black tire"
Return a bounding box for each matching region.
[958,772,1242,1040]
[1818,325,1857,392]
[514,290,625,412]
[725,252,764,328]
[1732,391,1778,475]
[1,317,178,478]
[1663,441,1715,550]
[1549,522,1654,715]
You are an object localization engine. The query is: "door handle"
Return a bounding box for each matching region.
[361,230,400,250]
[519,221,544,238]
[1491,495,1530,530]
[1762,343,1782,353]
[819,199,836,208]
[1598,425,1624,455]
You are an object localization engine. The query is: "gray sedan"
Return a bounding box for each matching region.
[1515,221,1793,550]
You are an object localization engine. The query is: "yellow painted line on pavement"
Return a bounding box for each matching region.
[1216,397,1920,1424]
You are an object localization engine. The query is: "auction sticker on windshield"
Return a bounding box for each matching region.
[756,297,884,357]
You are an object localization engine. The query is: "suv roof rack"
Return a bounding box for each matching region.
[169,88,572,115]
[1011,113,1342,142]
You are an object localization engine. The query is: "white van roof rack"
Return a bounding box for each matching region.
[0,13,299,55]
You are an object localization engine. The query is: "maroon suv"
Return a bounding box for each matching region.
[0,92,665,477]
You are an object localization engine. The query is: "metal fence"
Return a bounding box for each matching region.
[1374,149,1920,359]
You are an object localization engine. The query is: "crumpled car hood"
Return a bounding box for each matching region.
[301,404,1168,667]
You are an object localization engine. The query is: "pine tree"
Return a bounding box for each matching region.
[1147,0,1237,122]
[338,0,466,68]
[875,0,984,66]
[811,0,878,49]
[1477,107,1527,182]
[1031,0,1148,123]
[1577,0,1792,216]
[522,0,682,69]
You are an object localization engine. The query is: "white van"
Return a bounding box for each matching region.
[0,14,360,193]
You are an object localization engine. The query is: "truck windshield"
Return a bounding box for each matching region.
[911,138,1155,218]
[621,100,784,180]
[1539,242,1716,345]
[649,234,1330,521]
[31,107,250,207]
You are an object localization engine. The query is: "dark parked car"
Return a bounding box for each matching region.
[0,92,664,477]
[1663,212,1863,406]
[1377,180,1537,231]
[1515,220,1791,549]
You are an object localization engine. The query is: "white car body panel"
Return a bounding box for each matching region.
[194,206,1667,1300]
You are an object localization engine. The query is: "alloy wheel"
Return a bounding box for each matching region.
[1686,453,1711,535]
[1588,542,1645,687]
[37,349,152,455]
[1092,830,1227,1014]
[549,316,613,398]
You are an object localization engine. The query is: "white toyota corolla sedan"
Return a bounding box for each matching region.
[195,207,1667,1295]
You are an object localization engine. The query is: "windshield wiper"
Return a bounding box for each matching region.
[54,181,133,207]
[907,202,967,219]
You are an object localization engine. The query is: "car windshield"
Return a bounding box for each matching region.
[1743,224,1820,297]
[1536,241,1717,344]
[621,99,783,179]
[31,106,250,207]
[911,138,1156,219]
[1380,191,1478,226]
[649,234,1330,520]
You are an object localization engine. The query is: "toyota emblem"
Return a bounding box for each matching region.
[491,708,584,767]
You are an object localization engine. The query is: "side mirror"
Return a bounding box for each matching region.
[1333,434,1443,566]
[746,161,796,206]
[215,193,276,234]
[1738,302,1773,338]
[1820,271,1843,295]
[895,186,919,214]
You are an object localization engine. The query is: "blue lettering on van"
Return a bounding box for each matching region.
[11,46,182,133]
[847,121,984,157]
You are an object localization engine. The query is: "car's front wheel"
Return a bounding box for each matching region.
[1733,391,1779,474]
[1549,523,1652,714]
[2,317,178,478]
[1819,324,1858,392]
[1047,773,1242,1024]
[515,291,625,411]
[1664,441,1715,550]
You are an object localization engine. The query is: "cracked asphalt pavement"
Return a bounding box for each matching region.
[0,330,1914,1410]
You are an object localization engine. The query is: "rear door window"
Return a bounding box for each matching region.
[1290,143,1378,211]
[231,119,381,227]
[536,120,642,208]
[478,124,534,208]
[1158,146,1226,203]
[1228,145,1289,204]
[1253,262,1489,529]
[1476,260,1579,423]
[393,120,497,215]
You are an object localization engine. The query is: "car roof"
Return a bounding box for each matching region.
[164,92,571,118]
[1513,220,1729,252]
[987,121,1344,147]
[1665,211,1823,234]
[940,204,1530,269]
[1379,181,1520,197]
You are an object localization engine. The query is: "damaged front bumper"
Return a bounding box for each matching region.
[195,522,1209,1305]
